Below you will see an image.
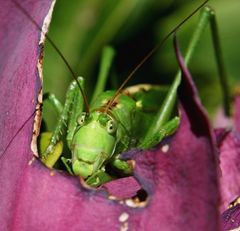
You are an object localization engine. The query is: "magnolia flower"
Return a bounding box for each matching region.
[0,1,239,231]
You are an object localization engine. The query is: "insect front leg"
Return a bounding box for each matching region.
[60,79,85,174]
[40,77,84,167]
[39,93,64,167]
[66,77,85,147]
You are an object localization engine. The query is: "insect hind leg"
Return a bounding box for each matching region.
[139,6,229,149]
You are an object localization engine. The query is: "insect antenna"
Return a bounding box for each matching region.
[104,0,209,113]
[12,0,90,114]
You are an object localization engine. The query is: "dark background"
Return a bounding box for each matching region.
[42,0,240,129]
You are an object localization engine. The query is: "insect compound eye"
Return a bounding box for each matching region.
[106,119,117,134]
[77,112,87,126]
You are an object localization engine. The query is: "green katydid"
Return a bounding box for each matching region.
[13,0,229,187]
[39,46,180,186]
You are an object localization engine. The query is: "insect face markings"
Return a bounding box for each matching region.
[71,111,118,177]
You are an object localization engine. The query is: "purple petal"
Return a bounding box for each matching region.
[102,176,141,200]
[0,6,222,230]
[163,34,221,229]
[0,0,53,229]
[219,133,240,212]
[234,96,240,133]
[2,104,221,230]
[219,97,240,211]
